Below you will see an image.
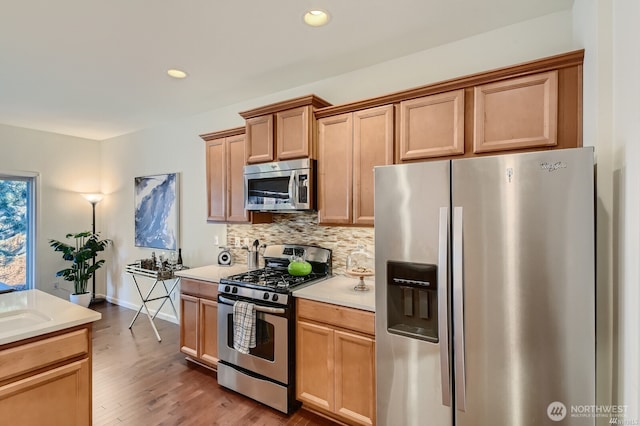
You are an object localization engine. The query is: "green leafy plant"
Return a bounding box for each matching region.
[49,231,111,295]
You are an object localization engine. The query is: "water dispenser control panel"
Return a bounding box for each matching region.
[387,261,439,343]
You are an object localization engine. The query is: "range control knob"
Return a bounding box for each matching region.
[272,294,279,302]
[231,287,238,294]
[263,292,270,300]
[224,285,231,293]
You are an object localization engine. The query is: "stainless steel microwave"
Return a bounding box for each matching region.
[244,158,315,211]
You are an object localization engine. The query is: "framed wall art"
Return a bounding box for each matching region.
[134,173,179,251]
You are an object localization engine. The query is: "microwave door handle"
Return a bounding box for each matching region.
[289,171,297,204]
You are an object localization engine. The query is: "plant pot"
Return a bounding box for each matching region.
[69,292,92,307]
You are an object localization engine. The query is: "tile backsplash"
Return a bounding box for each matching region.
[227,212,374,275]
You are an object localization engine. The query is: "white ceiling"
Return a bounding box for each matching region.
[0,0,574,140]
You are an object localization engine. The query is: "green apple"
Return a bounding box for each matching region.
[288,260,312,276]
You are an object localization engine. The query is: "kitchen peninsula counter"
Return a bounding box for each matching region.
[0,289,100,424]
[293,275,375,312]
[0,289,101,345]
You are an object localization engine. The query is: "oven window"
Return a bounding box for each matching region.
[227,313,276,361]
[247,177,290,205]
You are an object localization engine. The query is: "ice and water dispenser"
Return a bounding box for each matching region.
[387,261,439,342]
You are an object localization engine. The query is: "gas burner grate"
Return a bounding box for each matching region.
[222,268,325,291]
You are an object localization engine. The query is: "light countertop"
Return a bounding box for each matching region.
[293,275,376,312]
[0,289,102,346]
[175,265,376,312]
[174,264,247,284]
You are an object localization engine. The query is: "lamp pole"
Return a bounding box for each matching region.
[82,193,104,305]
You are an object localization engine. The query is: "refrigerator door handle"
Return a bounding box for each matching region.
[438,207,451,407]
[453,206,467,411]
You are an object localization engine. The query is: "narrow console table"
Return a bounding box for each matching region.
[125,264,183,342]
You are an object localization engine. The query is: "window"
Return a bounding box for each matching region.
[0,173,36,291]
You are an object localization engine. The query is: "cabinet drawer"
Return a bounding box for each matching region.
[297,299,374,336]
[181,278,219,300]
[0,328,89,382]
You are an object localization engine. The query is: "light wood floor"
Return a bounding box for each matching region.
[91,302,337,426]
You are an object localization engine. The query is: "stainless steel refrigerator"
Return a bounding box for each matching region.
[374,147,595,426]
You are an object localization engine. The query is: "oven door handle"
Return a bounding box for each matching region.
[218,295,286,315]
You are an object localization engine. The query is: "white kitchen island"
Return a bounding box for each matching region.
[0,289,101,345]
[0,289,101,425]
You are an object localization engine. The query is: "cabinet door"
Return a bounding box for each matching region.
[276,106,311,160]
[226,133,250,223]
[473,70,558,153]
[205,138,227,222]
[318,113,353,225]
[180,294,199,358]
[399,89,465,161]
[334,330,376,426]
[246,115,274,163]
[0,359,90,425]
[296,320,335,412]
[353,105,394,226]
[199,298,219,367]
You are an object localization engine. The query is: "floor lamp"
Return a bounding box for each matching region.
[82,193,105,305]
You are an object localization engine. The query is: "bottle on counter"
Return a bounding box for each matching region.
[177,248,183,269]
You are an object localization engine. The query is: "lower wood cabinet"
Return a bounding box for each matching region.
[0,326,92,425]
[296,298,376,426]
[180,278,220,369]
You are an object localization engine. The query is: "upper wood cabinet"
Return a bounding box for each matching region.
[245,114,274,164]
[473,70,558,153]
[277,106,313,160]
[240,95,332,164]
[318,105,394,226]
[399,89,465,161]
[205,137,226,221]
[201,128,270,224]
[315,50,583,162]
[353,106,394,224]
[226,133,249,222]
[317,113,353,225]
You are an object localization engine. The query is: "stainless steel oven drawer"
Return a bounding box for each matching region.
[218,362,289,413]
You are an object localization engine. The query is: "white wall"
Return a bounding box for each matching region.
[574,0,640,420]
[101,10,576,320]
[0,123,101,297]
[611,0,640,417]
[613,0,640,415]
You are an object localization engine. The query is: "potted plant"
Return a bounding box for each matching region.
[49,231,111,307]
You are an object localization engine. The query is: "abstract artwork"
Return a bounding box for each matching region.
[134,173,179,251]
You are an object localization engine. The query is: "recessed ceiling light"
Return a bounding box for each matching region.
[303,9,330,27]
[167,69,188,79]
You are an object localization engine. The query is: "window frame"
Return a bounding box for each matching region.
[0,170,38,290]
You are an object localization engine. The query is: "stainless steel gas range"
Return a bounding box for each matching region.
[216,244,331,414]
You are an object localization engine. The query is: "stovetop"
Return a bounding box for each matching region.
[218,244,332,302]
[220,267,327,293]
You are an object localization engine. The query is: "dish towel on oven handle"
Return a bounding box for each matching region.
[233,300,256,354]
